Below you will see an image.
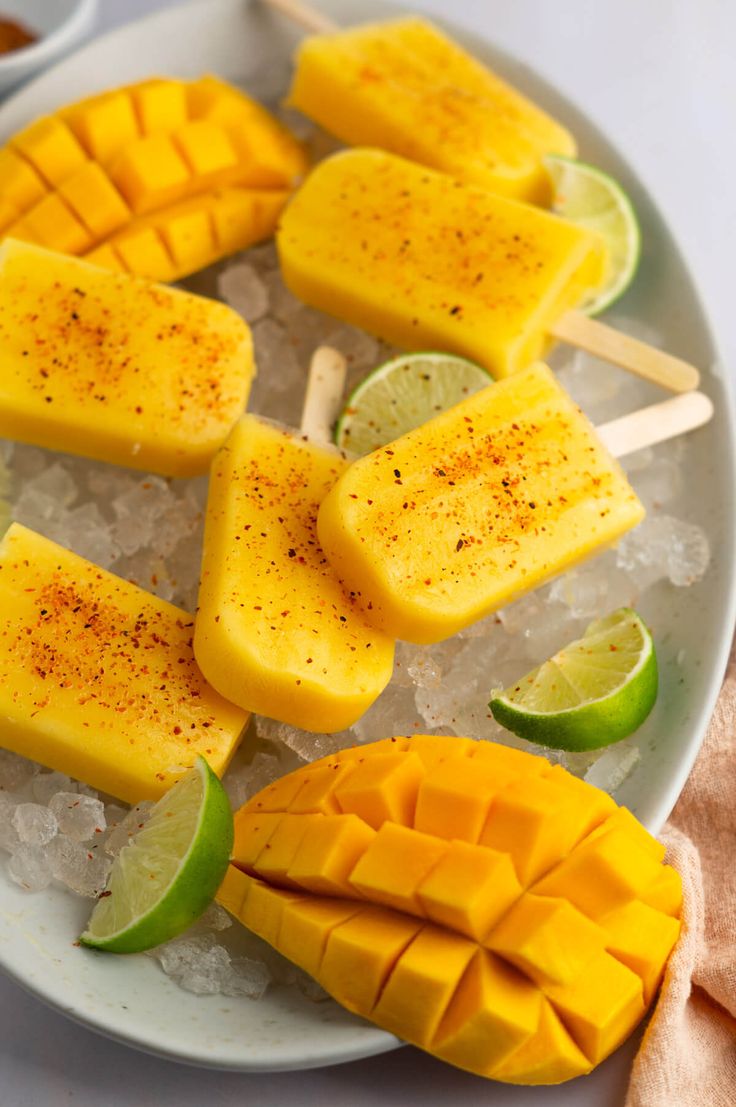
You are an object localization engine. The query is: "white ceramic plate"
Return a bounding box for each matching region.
[0,0,733,1080]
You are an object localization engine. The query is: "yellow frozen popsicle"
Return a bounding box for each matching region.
[0,523,248,803]
[316,362,645,644]
[286,15,575,205]
[0,239,253,477]
[278,148,699,393]
[194,411,395,733]
[278,148,604,380]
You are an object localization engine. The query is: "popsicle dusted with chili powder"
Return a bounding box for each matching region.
[194,348,395,733]
[0,239,254,477]
[278,11,575,205]
[316,362,645,644]
[0,522,248,803]
[277,148,699,392]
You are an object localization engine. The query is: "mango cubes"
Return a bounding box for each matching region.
[0,240,254,477]
[0,524,248,803]
[0,75,307,282]
[220,735,680,1084]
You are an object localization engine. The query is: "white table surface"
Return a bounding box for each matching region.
[1,1,733,1104]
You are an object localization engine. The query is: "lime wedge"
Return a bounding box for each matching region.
[489,608,657,751]
[545,155,641,316]
[335,352,491,454]
[80,756,233,954]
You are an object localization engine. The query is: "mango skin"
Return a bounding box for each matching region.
[219,735,681,1085]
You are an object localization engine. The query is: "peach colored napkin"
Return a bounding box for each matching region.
[626,646,736,1106]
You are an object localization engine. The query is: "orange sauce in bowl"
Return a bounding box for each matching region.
[0,16,37,55]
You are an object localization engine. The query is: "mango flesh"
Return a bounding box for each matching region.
[0,76,307,281]
[288,17,576,205]
[0,524,248,803]
[219,735,680,1085]
[0,239,253,477]
[194,417,395,733]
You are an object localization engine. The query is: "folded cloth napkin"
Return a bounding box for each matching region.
[626,645,736,1106]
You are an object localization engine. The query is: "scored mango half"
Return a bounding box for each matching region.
[218,735,681,1085]
[0,76,307,282]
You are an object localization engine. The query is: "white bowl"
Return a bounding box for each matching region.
[0,0,97,94]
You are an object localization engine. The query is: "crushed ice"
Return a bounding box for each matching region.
[0,194,713,1002]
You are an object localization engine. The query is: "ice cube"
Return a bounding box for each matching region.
[33,771,75,806]
[243,241,279,273]
[631,456,682,511]
[154,933,233,995]
[263,269,304,323]
[111,477,171,556]
[218,263,269,322]
[296,971,330,1003]
[546,558,636,625]
[352,683,426,744]
[49,793,106,842]
[30,462,77,503]
[103,801,153,857]
[8,843,53,892]
[222,956,271,999]
[251,319,301,387]
[0,796,20,852]
[404,646,443,690]
[67,502,121,567]
[249,318,305,425]
[197,902,233,932]
[323,324,379,378]
[0,750,37,792]
[617,514,710,588]
[584,743,641,794]
[280,728,352,763]
[415,637,525,742]
[12,803,58,846]
[49,836,111,897]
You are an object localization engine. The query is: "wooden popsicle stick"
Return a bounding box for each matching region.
[551,310,700,394]
[261,0,337,34]
[300,345,347,442]
[596,390,713,458]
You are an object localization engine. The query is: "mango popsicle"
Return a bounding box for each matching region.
[286,15,576,205]
[316,362,645,645]
[194,352,395,734]
[0,239,253,477]
[0,523,248,803]
[278,148,698,393]
[279,148,604,380]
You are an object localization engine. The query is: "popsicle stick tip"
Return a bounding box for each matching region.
[596,390,714,459]
[551,310,701,394]
[300,345,348,443]
[261,0,338,35]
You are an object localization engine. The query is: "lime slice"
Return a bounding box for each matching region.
[545,154,641,316]
[489,608,657,751]
[335,352,491,454]
[80,756,233,954]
